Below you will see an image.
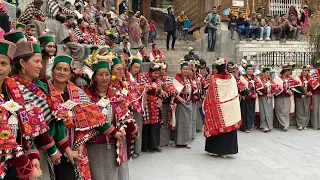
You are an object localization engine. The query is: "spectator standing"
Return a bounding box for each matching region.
[204,6,220,52]
[164,5,176,51]
[228,15,237,40]
[119,0,128,15]
[183,14,190,42]
[301,5,309,35]
[271,14,282,40]
[184,47,199,61]
[0,3,10,33]
[248,13,261,40]
[257,13,271,40]
[127,10,142,49]
[149,20,156,43]
[176,11,185,40]
[136,11,150,47]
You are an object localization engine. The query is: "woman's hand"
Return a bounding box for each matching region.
[113,131,126,141]
[66,147,83,165]
[160,90,168,98]
[176,96,185,103]
[28,166,42,180]
[50,151,62,165]
[172,103,177,111]
[31,159,41,174]
[76,144,84,159]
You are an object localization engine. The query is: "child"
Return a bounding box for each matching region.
[149,20,156,43]
[15,23,26,33]
[25,24,38,42]
[183,14,190,43]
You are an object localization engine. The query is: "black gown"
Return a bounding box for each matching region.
[205,130,238,155]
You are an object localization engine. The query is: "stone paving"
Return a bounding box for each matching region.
[129,127,320,180]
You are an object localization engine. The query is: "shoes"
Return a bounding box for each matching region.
[167,48,170,51]
[303,127,307,130]
[186,144,191,149]
[262,128,270,132]
[171,143,177,147]
[132,153,138,159]
[298,127,303,130]
[245,129,251,133]
[171,48,175,51]
[257,38,263,41]
[157,146,163,152]
[221,155,228,158]
[265,37,271,41]
[249,38,253,41]
[283,127,288,131]
[208,153,219,156]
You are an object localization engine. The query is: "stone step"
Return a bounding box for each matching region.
[238,40,308,45]
[237,44,308,49]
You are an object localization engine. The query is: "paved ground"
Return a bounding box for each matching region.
[129,127,320,180]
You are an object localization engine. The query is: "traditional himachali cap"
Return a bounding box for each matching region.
[53,55,73,67]
[180,58,189,68]
[212,5,217,9]
[245,64,253,70]
[228,65,237,73]
[214,57,226,65]
[4,31,25,43]
[92,61,110,72]
[65,1,71,6]
[302,65,311,69]
[13,41,41,59]
[16,23,26,30]
[95,16,102,22]
[131,55,142,65]
[280,13,286,17]
[167,5,173,11]
[212,63,216,69]
[105,29,116,40]
[262,66,271,73]
[75,2,81,9]
[66,15,74,20]
[150,43,157,48]
[112,57,122,65]
[26,24,36,30]
[282,64,292,70]
[38,34,55,46]
[0,40,17,60]
[274,14,280,17]
[77,18,84,25]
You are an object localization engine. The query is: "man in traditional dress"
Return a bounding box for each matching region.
[127,10,142,49]
[309,61,320,130]
[203,58,241,158]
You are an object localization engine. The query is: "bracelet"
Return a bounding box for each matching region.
[50,150,58,156]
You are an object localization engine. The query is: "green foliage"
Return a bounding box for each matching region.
[309,12,320,57]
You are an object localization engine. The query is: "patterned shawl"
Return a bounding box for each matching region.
[203,73,242,137]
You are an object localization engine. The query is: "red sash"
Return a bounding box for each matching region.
[5,77,48,140]
[127,23,139,41]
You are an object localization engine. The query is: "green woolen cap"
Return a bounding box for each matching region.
[16,23,26,30]
[4,31,25,43]
[167,5,173,11]
[53,55,73,66]
[112,57,122,65]
[27,24,36,29]
[38,35,55,46]
[77,18,84,25]
[132,59,142,65]
[65,1,71,6]
[13,41,41,59]
[66,15,74,20]
[262,67,271,73]
[151,43,157,48]
[95,16,102,22]
[180,61,189,68]
[76,4,81,9]
[274,14,279,17]
[212,5,217,8]
[92,61,110,72]
[212,64,216,69]
[280,13,286,17]
[0,40,17,60]
[245,64,253,70]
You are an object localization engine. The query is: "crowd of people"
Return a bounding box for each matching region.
[228,5,311,41]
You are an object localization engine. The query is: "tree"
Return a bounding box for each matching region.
[308,11,320,64]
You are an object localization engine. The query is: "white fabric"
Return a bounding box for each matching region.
[215,77,241,127]
[273,75,295,114]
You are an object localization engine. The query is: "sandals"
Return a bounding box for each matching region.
[186,144,191,149]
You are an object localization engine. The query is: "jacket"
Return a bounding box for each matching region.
[164,13,176,32]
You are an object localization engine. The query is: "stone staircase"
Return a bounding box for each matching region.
[236,40,310,60]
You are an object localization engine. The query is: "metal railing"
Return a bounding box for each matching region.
[254,51,316,68]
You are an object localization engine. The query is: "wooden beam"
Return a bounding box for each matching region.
[142,0,151,20]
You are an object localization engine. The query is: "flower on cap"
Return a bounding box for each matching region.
[111,75,117,81]
[306,65,311,69]
[85,49,100,67]
[159,62,166,69]
[214,58,226,65]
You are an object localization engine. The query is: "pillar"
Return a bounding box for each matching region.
[142,0,151,20]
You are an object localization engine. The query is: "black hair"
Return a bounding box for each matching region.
[280,69,290,75]
[149,67,160,73]
[12,53,35,75]
[216,64,226,74]
[199,59,206,66]
[227,61,234,66]
[41,42,57,57]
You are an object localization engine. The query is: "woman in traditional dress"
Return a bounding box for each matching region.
[128,56,145,157]
[159,63,179,147]
[108,56,139,179]
[149,43,165,62]
[274,64,301,131]
[0,40,44,180]
[38,34,56,79]
[50,55,111,180]
[137,45,150,62]
[10,41,63,179]
[310,63,320,130]
[228,65,249,95]
[127,10,142,49]
[173,61,195,149]
[82,59,128,180]
[295,65,312,130]
[203,59,241,158]
[257,67,281,132]
[239,64,263,133]
[140,63,167,152]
